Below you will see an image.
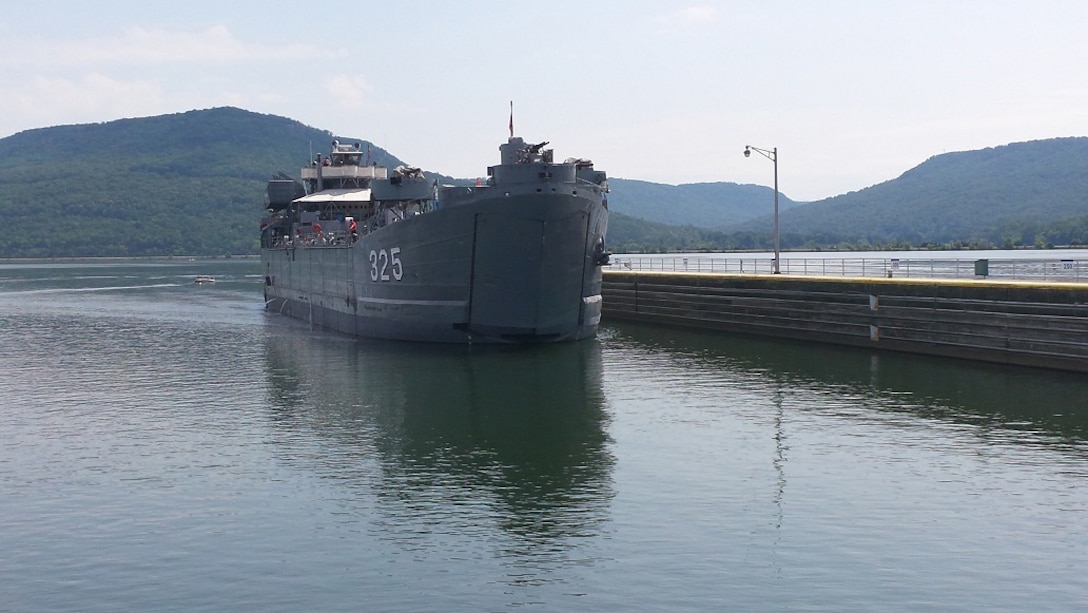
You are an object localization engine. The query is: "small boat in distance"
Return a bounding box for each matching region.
[194,275,216,284]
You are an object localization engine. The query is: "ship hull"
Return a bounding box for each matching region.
[261,190,608,343]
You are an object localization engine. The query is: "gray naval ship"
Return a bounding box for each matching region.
[260,134,610,343]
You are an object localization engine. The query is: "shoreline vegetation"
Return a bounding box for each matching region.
[611,244,1088,255]
[4,108,1088,259]
[0,254,259,264]
[2,247,1084,265]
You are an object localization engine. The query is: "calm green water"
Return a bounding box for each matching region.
[2,260,1087,612]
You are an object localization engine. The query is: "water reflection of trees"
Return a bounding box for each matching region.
[606,321,1088,446]
[262,330,614,550]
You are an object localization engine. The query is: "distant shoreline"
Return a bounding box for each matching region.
[0,254,259,263]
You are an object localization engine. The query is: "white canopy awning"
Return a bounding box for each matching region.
[294,188,372,203]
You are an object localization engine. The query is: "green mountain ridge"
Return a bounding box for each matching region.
[734,137,1088,247]
[2,107,1086,257]
[606,178,802,230]
[0,108,408,257]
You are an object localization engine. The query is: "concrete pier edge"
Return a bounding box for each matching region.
[601,270,1088,373]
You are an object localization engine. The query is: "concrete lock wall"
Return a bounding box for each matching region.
[601,271,1088,373]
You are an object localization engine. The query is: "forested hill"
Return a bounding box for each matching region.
[740,137,1088,247]
[2,107,1088,257]
[0,106,800,257]
[606,178,802,230]
[0,107,406,257]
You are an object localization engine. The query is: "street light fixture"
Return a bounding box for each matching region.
[744,145,780,274]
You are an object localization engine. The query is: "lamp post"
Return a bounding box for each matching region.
[744,145,780,274]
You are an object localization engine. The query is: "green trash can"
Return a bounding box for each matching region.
[974,259,989,277]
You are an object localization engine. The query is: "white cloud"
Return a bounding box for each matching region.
[3,3,1087,199]
[1,73,165,131]
[0,23,342,135]
[0,25,325,69]
[324,75,371,110]
[678,6,716,22]
[661,5,717,24]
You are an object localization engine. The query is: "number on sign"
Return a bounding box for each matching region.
[369,248,404,282]
[390,247,403,281]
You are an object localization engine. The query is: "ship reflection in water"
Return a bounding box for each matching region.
[262,329,613,558]
[6,260,1087,611]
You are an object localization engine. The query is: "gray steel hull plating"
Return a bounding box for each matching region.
[262,191,608,343]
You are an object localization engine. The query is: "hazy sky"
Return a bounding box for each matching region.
[2,1,1086,201]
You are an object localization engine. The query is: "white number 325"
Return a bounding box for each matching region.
[369,248,403,282]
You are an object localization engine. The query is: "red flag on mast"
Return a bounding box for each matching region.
[508,100,513,138]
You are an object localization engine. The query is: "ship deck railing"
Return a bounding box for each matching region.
[301,165,386,181]
[607,255,1088,283]
[269,230,357,249]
